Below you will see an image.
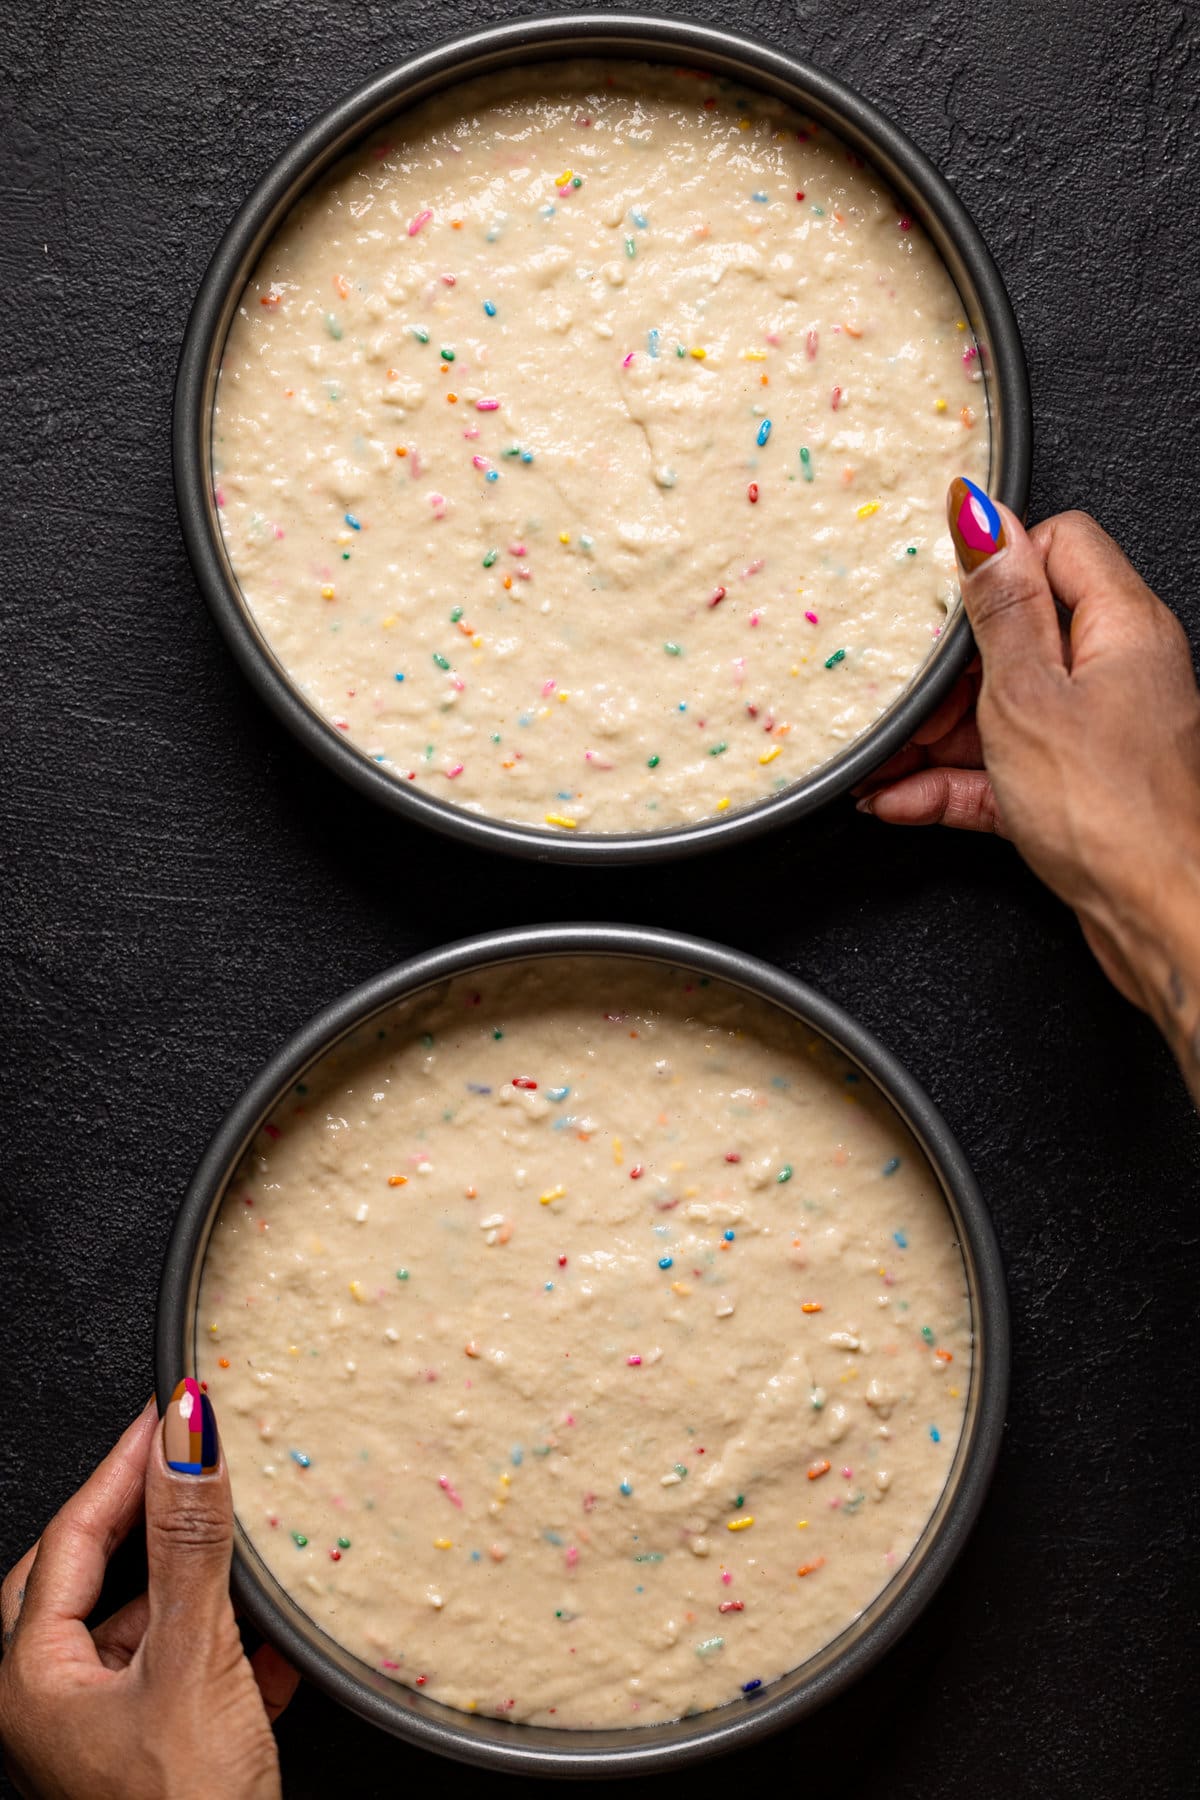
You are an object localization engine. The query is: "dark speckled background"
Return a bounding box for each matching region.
[2,2,1198,1795]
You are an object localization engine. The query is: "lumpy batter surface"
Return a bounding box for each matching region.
[214,64,988,834]
[198,959,971,1725]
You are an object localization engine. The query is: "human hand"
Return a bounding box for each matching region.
[0,1388,298,1800]
[856,480,1200,1031]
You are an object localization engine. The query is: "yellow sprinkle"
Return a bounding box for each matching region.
[539,1184,566,1206]
[716,797,730,812]
[935,398,948,413]
[208,1323,218,1335]
[320,585,335,600]
[545,813,577,829]
[727,1516,755,1532]
[288,1345,300,1357]
[759,746,782,765]
[471,634,483,648]
[466,1701,478,1713]
[556,169,573,186]
[856,502,880,518]
[949,1386,960,1398]
[500,1472,511,1486]
[348,1281,364,1302]
[671,1280,692,1297]
[559,530,571,544]
[796,1520,809,1529]
[955,319,967,331]
[690,347,707,360]
[742,350,768,361]
[558,690,569,702]
[434,1538,453,1550]
[613,1138,623,1165]
[738,117,751,130]
[381,614,396,629]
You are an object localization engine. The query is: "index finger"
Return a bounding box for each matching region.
[15,1400,156,1639]
[1027,509,1179,670]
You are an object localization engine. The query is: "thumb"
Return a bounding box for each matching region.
[144,1380,235,1659]
[947,477,1065,691]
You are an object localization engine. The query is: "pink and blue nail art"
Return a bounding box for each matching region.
[948,475,1007,573]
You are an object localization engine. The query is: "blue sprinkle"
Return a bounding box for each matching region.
[520,450,534,463]
[344,512,361,530]
[486,469,499,482]
[751,191,769,203]
[620,1479,633,1496]
[632,209,648,228]
[467,1082,492,1094]
[883,1157,901,1176]
[373,753,385,762]
[723,1229,735,1242]
[741,1678,763,1694]
[511,1447,523,1466]
[930,1426,941,1443]
[557,789,573,800]
[678,701,687,712]
[394,671,405,682]
[547,1085,570,1102]
[544,1529,564,1545]
[290,1450,311,1468]
[658,1256,674,1270]
[844,1071,860,1083]
[893,1230,908,1249]
[470,1549,482,1561]
[484,299,497,316]
[757,419,772,446]
[648,328,660,359]
[545,1281,554,1291]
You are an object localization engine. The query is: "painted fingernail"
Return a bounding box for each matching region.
[855,795,876,815]
[947,476,1006,573]
[163,1378,219,1475]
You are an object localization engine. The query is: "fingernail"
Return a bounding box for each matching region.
[947,476,1007,574]
[855,795,876,815]
[163,1378,219,1475]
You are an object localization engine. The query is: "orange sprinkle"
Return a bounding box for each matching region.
[807,1459,832,1481]
[334,274,350,300]
[797,1557,826,1577]
[843,319,862,337]
[451,219,463,229]
[503,575,513,589]
[259,292,280,307]
[218,1357,230,1369]
[388,1175,408,1188]
[395,446,407,457]
[961,404,976,428]
[801,1301,823,1314]
[447,392,458,403]
[465,1185,477,1199]
[386,368,399,381]
[936,1348,954,1362]
[464,1343,480,1358]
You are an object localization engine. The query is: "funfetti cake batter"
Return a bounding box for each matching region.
[198,958,972,1725]
[213,63,989,834]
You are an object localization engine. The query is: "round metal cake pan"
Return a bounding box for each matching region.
[173,11,1031,865]
[156,922,1009,1776]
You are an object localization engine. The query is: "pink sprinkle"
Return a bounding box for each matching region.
[451,677,465,693]
[749,611,761,627]
[463,427,480,440]
[509,543,528,557]
[263,1123,280,1140]
[438,1475,464,1508]
[743,559,764,578]
[542,679,557,697]
[709,586,727,607]
[622,352,635,368]
[214,486,226,509]
[962,345,979,366]
[831,385,843,411]
[516,566,533,581]
[765,332,782,347]
[626,1354,642,1366]
[272,524,285,539]
[565,1546,579,1569]
[476,398,500,411]
[629,1165,644,1180]
[441,273,456,286]
[805,610,819,625]
[408,209,433,237]
[583,1492,596,1513]
[842,1466,853,1479]
[585,749,614,768]
[721,1570,733,1585]
[472,455,489,470]
[409,450,422,477]
[719,1599,745,1613]
[725,1151,741,1163]
[898,216,911,231]
[381,1659,401,1670]
[806,329,819,360]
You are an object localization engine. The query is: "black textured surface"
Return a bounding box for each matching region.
[1,3,1197,1797]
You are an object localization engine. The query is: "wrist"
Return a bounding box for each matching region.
[1089,830,1200,1021]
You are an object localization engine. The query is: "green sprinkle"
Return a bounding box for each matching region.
[421,1032,434,1048]
[647,754,660,768]
[825,649,847,669]
[777,1164,793,1183]
[709,741,728,756]
[634,1551,664,1563]
[341,550,350,560]
[625,236,636,258]
[492,1028,504,1040]
[502,447,521,458]
[800,446,813,481]
[292,1532,308,1548]
[906,546,918,556]
[325,315,342,340]
[696,1637,725,1657]
[396,1269,409,1281]
[337,1536,351,1549]
[440,347,455,361]
[450,605,463,623]
[664,642,682,656]
[733,1493,745,1509]
[410,326,429,344]
[922,1325,935,1343]
[676,344,686,357]
[433,652,450,670]
[674,1463,687,1478]
[482,549,498,567]
[572,175,582,188]
[812,204,825,216]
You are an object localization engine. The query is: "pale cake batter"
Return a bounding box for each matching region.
[198,958,972,1724]
[212,63,989,833]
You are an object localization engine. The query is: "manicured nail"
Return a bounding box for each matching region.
[163,1378,219,1475]
[947,476,1006,574]
[855,795,876,815]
